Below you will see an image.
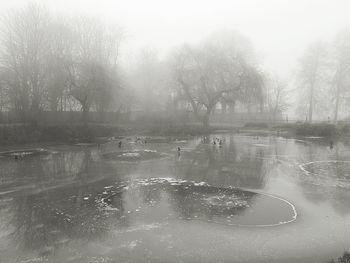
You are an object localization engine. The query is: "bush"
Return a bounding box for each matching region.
[272,123,295,130]
[0,124,127,145]
[340,124,350,134]
[330,251,350,263]
[145,124,214,136]
[295,123,338,137]
[243,122,269,129]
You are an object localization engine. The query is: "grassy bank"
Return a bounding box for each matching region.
[275,123,339,137]
[0,124,129,145]
[238,122,350,138]
[3,121,348,146]
[0,122,238,146]
[141,123,236,136]
[240,122,348,137]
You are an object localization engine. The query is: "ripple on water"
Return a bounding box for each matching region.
[102,150,168,162]
[95,178,297,227]
[299,160,350,187]
[0,148,49,158]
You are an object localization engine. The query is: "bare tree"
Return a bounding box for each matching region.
[0,3,51,123]
[238,66,265,113]
[173,32,252,128]
[45,19,73,112]
[332,28,350,124]
[93,25,124,115]
[297,41,326,123]
[0,71,7,115]
[129,47,173,115]
[65,17,123,124]
[266,76,289,123]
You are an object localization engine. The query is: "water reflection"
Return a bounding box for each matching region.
[97,178,296,227]
[103,149,167,162]
[0,148,130,259]
[174,135,277,189]
[10,184,112,253]
[296,140,350,214]
[2,135,350,262]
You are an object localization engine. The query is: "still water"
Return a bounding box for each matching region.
[0,134,350,262]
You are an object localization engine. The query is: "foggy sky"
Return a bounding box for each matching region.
[1,0,350,77]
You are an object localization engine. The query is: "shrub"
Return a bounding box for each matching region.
[272,123,295,130]
[330,251,350,263]
[0,124,127,145]
[243,122,269,129]
[295,123,338,137]
[340,124,350,134]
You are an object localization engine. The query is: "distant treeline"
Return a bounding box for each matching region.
[0,110,283,127]
[0,4,124,125]
[0,3,290,128]
[296,29,350,123]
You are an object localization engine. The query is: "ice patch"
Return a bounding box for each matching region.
[299,160,350,187]
[252,144,269,147]
[19,257,46,263]
[122,152,140,157]
[97,177,297,227]
[104,206,119,211]
[75,143,95,146]
[143,149,157,153]
[127,240,138,249]
[173,140,187,143]
[125,223,163,233]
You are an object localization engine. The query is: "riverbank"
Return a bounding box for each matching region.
[0,123,238,146]
[239,122,350,139]
[2,122,350,146]
[0,124,127,145]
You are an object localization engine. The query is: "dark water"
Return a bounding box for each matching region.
[0,135,350,262]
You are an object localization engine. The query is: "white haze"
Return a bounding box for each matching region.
[1,0,350,78]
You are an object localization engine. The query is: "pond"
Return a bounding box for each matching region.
[0,134,350,262]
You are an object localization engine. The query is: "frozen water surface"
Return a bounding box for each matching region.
[299,161,350,186]
[102,150,168,162]
[0,148,49,158]
[95,178,296,227]
[0,135,350,262]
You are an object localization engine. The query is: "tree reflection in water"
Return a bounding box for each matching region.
[174,134,276,189]
[0,149,130,257]
[0,135,292,261]
[98,178,296,227]
[297,140,350,215]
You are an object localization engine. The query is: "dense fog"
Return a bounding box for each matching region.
[3,2,350,263]
[1,1,350,125]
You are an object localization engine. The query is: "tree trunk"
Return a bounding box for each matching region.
[82,104,89,126]
[308,82,314,123]
[259,101,264,113]
[221,101,227,114]
[308,95,313,123]
[272,110,277,124]
[334,78,341,124]
[202,106,212,129]
[30,98,41,126]
[229,101,235,113]
[202,113,210,129]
